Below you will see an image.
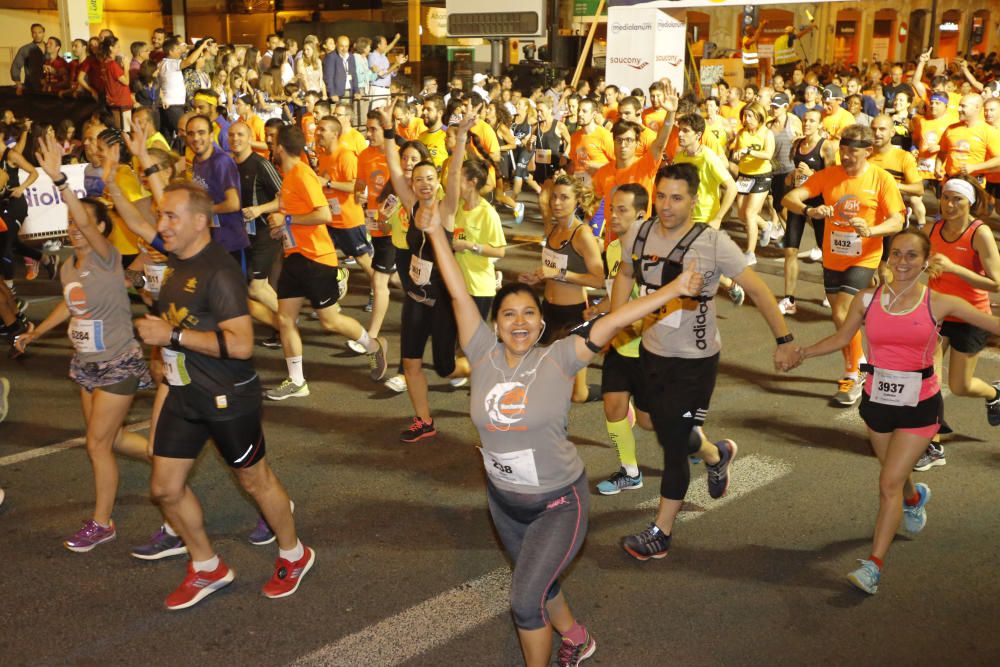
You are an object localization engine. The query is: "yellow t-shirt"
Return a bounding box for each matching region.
[734,128,771,175]
[605,238,641,357]
[454,197,506,297]
[105,165,148,257]
[419,127,448,168]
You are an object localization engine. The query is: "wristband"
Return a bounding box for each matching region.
[775,333,795,345]
[473,244,481,255]
[383,128,396,140]
[52,174,68,188]
[803,206,812,218]
[170,327,184,349]
[215,330,229,359]
[143,164,162,177]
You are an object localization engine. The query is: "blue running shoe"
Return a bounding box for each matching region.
[847,558,880,595]
[248,516,276,546]
[903,483,931,533]
[706,439,737,499]
[596,468,643,495]
[622,524,671,561]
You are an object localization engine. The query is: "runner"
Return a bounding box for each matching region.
[134,179,314,608]
[417,150,704,665]
[788,227,1000,595]
[940,94,1000,180]
[615,163,798,561]
[15,136,151,552]
[526,99,571,234]
[763,92,802,249]
[451,159,507,319]
[569,98,613,192]
[730,102,775,264]
[782,124,906,406]
[263,125,385,400]
[911,91,956,228]
[417,94,447,169]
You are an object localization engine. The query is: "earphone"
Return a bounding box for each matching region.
[494,320,547,346]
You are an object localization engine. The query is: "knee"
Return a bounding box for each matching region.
[510,588,548,630]
[236,462,273,497]
[877,472,904,500]
[402,358,422,376]
[276,312,297,330]
[150,479,184,506]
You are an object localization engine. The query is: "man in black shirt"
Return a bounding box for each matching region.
[883,65,915,110]
[135,181,314,610]
[10,23,45,94]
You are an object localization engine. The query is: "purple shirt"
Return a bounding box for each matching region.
[192,146,249,253]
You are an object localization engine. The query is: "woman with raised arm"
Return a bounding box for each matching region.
[416,120,702,667]
[15,136,151,553]
[787,228,1000,596]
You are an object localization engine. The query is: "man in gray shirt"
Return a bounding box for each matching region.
[11,23,46,94]
[612,163,800,561]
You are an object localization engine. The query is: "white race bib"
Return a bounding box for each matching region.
[365,209,379,233]
[541,247,568,279]
[409,254,433,286]
[68,318,106,354]
[871,367,921,407]
[160,348,192,386]
[143,264,167,298]
[479,447,540,487]
[534,148,552,165]
[328,197,342,215]
[794,172,808,187]
[918,157,936,173]
[574,170,592,188]
[282,221,297,251]
[735,175,756,194]
[830,230,862,257]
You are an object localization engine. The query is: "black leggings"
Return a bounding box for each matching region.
[0,198,42,281]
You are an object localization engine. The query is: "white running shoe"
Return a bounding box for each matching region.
[346,339,367,355]
[778,297,797,315]
[384,374,407,393]
[744,252,757,266]
[809,247,823,262]
[758,222,772,248]
[822,296,831,308]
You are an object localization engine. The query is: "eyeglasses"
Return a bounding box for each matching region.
[615,137,637,145]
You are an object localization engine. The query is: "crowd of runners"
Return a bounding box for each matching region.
[2,23,1000,667]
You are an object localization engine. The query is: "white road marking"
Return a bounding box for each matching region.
[0,420,151,468]
[293,454,791,667]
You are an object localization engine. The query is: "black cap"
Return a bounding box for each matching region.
[822,84,844,100]
[770,92,790,107]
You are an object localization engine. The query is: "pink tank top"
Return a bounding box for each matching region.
[862,285,940,401]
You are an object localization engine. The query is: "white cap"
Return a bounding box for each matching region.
[473,73,487,84]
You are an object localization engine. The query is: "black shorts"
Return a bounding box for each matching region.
[770,172,792,214]
[939,319,990,355]
[328,225,373,258]
[277,252,342,309]
[783,196,824,250]
[248,229,281,281]
[541,301,586,345]
[823,265,875,295]
[987,181,1000,201]
[514,148,532,180]
[737,173,772,194]
[601,346,648,412]
[154,380,266,469]
[229,249,248,278]
[859,390,943,434]
[401,294,459,377]
[472,295,493,321]
[372,235,397,274]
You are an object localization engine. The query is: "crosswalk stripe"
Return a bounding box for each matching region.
[0,420,151,468]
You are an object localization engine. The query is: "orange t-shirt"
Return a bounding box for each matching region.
[397,116,428,142]
[720,102,745,132]
[940,121,1000,178]
[800,163,905,271]
[340,127,368,156]
[301,112,317,149]
[821,106,856,140]
[604,104,619,125]
[868,146,920,186]
[279,160,338,267]
[635,125,658,159]
[569,125,614,179]
[642,107,667,132]
[357,146,391,238]
[241,113,268,157]
[317,147,365,230]
[593,151,662,246]
[912,113,955,180]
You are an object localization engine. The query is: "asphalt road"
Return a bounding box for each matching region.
[2,209,1000,667]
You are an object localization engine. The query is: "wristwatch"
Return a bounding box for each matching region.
[472,244,481,255]
[775,333,795,345]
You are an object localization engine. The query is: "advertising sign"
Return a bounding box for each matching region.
[605,7,687,95]
[18,164,88,241]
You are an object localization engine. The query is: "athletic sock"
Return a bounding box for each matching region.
[193,555,220,572]
[868,555,884,570]
[905,491,921,507]
[988,388,1000,403]
[785,295,795,303]
[561,621,588,645]
[163,522,178,537]
[606,417,638,475]
[843,331,863,376]
[279,539,305,562]
[356,329,377,353]
[286,356,305,385]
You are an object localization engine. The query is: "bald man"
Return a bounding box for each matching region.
[323,35,359,101]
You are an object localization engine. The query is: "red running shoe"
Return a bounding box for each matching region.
[165,560,235,611]
[263,546,316,599]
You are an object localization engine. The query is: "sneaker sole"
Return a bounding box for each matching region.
[165,569,236,611]
[622,543,668,561]
[846,572,878,595]
[913,459,946,472]
[370,337,389,382]
[576,638,597,664]
[708,440,737,500]
[597,480,643,496]
[249,534,277,547]
[266,387,310,401]
[400,429,437,443]
[263,548,316,599]
[131,544,189,561]
[64,533,116,553]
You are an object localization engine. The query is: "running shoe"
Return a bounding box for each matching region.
[778,297,797,315]
[706,439,737,499]
[513,202,526,225]
[342,257,357,266]
[846,558,880,595]
[0,376,9,424]
[131,526,188,560]
[337,267,349,301]
[771,224,786,245]
[260,332,282,349]
[809,247,823,262]
[64,519,116,552]
[369,336,389,382]
[744,252,757,266]
[902,483,931,534]
[557,631,596,667]
[913,443,946,471]
[596,468,643,495]
[622,523,671,561]
[384,374,407,393]
[689,456,702,464]
[43,239,62,252]
[449,376,469,388]
[248,517,276,546]
[822,296,831,308]
[400,417,436,443]
[833,377,863,406]
[15,297,27,316]
[728,283,745,306]
[758,222,772,248]
[42,255,60,280]
[364,291,374,313]
[24,257,39,280]
[346,339,367,354]
[165,560,235,610]
[262,546,316,599]
[266,378,310,401]
[986,382,1000,426]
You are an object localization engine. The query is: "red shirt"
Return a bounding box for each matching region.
[102,58,132,108]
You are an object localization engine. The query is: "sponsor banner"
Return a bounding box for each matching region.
[18,164,88,240]
[606,7,687,95]
[609,0,841,7]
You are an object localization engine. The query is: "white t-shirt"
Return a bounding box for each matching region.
[159,58,185,106]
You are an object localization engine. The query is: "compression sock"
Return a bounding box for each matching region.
[562,622,588,645]
[286,356,305,385]
[843,331,864,377]
[607,417,639,477]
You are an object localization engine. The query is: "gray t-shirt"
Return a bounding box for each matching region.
[464,321,587,494]
[620,221,746,359]
[60,246,138,362]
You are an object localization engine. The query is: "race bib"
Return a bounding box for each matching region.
[68,318,106,354]
[479,447,540,487]
[328,197,342,216]
[918,157,935,174]
[794,172,808,187]
[409,254,433,286]
[534,148,552,165]
[871,367,921,407]
[365,209,379,233]
[211,214,221,229]
[143,264,167,298]
[245,218,257,236]
[282,220,297,251]
[830,230,862,257]
[574,171,592,188]
[160,348,192,386]
[541,247,568,279]
[735,175,756,194]
[640,285,682,328]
